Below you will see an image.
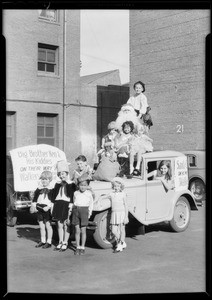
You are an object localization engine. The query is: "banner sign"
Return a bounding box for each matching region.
[9,144,67,192]
[174,156,188,191]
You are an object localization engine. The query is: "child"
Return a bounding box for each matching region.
[30,171,54,249]
[98,141,117,163]
[115,121,145,176]
[115,103,142,135]
[51,160,76,251]
[71,155,93,185]
[97,121,117,163]
[147,160,175,191]
[101,177,129,253]
[127,81,149,120]
[101,121,117,149]
[71,174,94,255]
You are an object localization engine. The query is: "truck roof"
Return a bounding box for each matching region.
[142,150,186,159]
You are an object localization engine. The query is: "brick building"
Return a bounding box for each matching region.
[3,9,81,171]
[129,10,210,151]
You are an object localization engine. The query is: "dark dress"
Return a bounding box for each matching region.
[51,181,76,222]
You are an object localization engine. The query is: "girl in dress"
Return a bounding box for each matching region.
[51,160,76,251]
[127,81,149,120]
[30,170,54,249]
[147,160,175,191]
[101,177,129,253]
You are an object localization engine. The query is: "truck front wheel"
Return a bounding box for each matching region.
[93,210,115,249]
[169,197,191,232]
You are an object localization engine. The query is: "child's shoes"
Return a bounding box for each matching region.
[113,242,123,253]
[35,241,45,248]
[54,242,63,251]
[80,248,85,255]
[42,243,52,249]
[74,248,81,255]
[121,241,127,249]
[60,243,68,252]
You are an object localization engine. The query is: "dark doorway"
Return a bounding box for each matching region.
[97,85,129,150]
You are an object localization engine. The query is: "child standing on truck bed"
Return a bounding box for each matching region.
[30,170,54,249]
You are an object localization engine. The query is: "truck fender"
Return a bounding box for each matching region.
[168,190,198,220]
[93,195,111,212]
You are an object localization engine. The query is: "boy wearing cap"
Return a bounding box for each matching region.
[51,160,76,252]
[71,174,94,255]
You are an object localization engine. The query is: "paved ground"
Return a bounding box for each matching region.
[5,204,206,295]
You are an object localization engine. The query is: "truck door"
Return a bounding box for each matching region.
[145,160,172,221]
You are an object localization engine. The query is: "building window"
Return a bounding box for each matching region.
[37,114,58,146]
[188,155,197,167]
[6,112,16,153]
[38,43,58,75]
[38,10,59,22]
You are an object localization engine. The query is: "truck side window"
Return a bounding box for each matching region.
[147,161,157,181]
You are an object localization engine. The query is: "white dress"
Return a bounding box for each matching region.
[110,191,127,225]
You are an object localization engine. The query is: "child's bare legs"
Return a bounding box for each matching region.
[111,224,121,243]
[129,152,135,174]
[39,221,46,243]
[81,226,87,248]
[135,151,142,170]
[45,221,53,244]
[57,221,64,244]
[63,222,70,245]
[120,224,126,244]
[75,224,81,248]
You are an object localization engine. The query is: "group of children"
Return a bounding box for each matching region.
[31,157,129,254]
[97,80,154,177]
[30,80,154,255]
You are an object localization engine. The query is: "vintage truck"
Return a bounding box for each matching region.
[183,150,206,204]
[89,150,198,249]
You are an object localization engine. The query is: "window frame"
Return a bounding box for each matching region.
[37,43,59,76]
[187,155,197,168]
[38,9,60,23]
[37,113,58,147]
[6,112,16,153]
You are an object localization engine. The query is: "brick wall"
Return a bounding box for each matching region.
[3,9,81,169]
[130,9,210,151]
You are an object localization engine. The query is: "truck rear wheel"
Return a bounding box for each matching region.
[189,179,205,203]
[93,210,115,249]
[169,197,191,232]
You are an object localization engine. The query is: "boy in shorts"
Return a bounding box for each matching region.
[71,174,94,255]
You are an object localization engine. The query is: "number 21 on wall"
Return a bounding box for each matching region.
[176,125,184,133]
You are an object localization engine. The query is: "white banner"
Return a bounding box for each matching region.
[9,144,67,192]
[174,156,188,191]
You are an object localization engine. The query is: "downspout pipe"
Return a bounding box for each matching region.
[62,10,66,151]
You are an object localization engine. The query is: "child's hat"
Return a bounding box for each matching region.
[56,160,69,173]
[77,173,90,184]
[111,176,125,186]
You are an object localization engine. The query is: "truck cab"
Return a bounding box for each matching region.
[89,150,198,249]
